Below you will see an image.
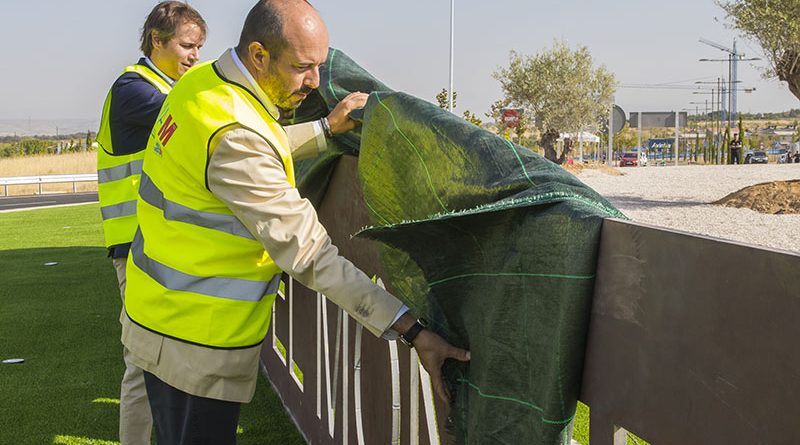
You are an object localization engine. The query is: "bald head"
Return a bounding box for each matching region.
[236,0,327,62]
[236,0,330,110]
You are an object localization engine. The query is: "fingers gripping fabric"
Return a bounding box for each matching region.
[291,48,625,444]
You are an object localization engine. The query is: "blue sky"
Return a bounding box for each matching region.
[1,0,797,122]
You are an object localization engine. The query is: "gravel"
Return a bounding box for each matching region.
[576,164,800,254]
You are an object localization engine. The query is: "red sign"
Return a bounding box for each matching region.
[501,108,522,128]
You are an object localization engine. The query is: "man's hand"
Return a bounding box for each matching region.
[414,329,471,401]
[327,91,369,134]
[392,313,470,401]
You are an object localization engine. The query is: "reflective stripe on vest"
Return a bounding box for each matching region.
[97,64,172,248]
[125,60,295,348]
[100,200,137,220]
[131,229,279,301]
[97,159,144,184]
[138,172,255,240]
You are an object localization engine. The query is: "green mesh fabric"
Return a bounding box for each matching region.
[291,48,625,444]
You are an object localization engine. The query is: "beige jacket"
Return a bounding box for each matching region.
[121,49,404,403]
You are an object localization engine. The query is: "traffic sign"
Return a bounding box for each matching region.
[609,105,625,134]
[500,108,523,128]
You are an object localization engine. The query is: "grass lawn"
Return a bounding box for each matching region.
[0,203,303,445]
[0,201,648,445]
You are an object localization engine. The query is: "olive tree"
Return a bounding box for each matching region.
[493,41,616,163]
[719,0,800,101]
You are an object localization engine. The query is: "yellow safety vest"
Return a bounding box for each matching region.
[97,64,172,248]
[124,60,296,349]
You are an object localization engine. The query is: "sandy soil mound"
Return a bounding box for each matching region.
[714,180,800,214]
[564,162,624,176]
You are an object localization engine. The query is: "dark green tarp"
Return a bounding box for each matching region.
[289,48,624,444]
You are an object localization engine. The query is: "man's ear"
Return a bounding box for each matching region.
[248,41,270,74]
[151,30,164,51]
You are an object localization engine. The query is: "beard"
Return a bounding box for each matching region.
[263,65,313,110]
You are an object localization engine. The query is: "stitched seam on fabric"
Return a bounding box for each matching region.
[434,192,622,220]
[327,48,340,102]
[429,272,594,287]
[363,196,392,226]
[503,139,535,186]
[359,192,625,233]
[374,94,449,212]
[457,379,575,425]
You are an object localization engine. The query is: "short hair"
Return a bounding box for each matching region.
[236,1,289,60]
[140,1,207,57]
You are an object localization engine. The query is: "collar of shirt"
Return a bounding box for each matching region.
[215,48,281,122]
[141,57,176,87]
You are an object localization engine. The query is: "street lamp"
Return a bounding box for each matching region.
[448,0,454,112]
[698,38,761,128]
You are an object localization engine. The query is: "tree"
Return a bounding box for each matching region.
[485,98,511,134]
[485,98,532,139]
[462,110,483,127]
[723,126,731,164]
[435,88,483,127]
[493,41,616,164]
[719,0,800,101]
[435,88,457,109]
[514,113,530,141]
[695,131,701,162]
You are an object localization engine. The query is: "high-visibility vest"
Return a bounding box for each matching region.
[124,60,296,349]
[96,64,172,248]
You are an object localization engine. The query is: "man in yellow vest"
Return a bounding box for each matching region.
[96,3,206,443]
[121,0,470,442]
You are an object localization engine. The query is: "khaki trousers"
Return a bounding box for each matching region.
[112,257,153,445]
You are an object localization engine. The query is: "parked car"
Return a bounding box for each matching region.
[619,152,638,167]
[745,150,768,164]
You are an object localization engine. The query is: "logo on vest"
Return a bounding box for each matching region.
[157,114,178,147]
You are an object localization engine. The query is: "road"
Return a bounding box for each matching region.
[0,192,98,211]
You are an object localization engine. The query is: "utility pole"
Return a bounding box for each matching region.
[711,87,717,163]
[607,101,614,167]
[637,111,642,157]
[717,78,723,163]
[674,111,679,167]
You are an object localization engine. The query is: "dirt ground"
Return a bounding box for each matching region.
[714,180,800,214]
[563,162,624,176]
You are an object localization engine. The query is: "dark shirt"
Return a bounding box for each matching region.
[108,58,171,155]
[106,58,172,258]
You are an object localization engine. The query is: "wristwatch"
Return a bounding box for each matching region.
[399,318,428,348]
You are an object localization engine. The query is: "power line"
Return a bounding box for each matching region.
[617,83,715,91]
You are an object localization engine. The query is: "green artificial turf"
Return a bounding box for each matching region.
[0,203,303,445]
[0,202,650,445]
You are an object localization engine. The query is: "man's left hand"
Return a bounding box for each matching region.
[392,312,470,402]
[327,92,369,134]
[414,329,471,402]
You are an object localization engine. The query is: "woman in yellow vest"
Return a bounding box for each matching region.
[121,1,470,443]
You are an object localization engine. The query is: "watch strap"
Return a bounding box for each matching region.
[400,318,427,347]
